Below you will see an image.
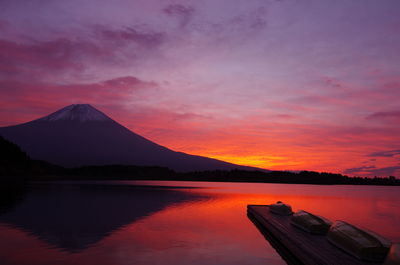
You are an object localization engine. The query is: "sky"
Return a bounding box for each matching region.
[1,0,400,177]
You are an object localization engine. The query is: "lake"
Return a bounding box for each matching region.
[0,181,399,265]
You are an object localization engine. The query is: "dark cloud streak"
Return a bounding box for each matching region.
[366,110,400,122]
[368,150,400,157]
[96,26,165,47]
[163,4,195,28]
[344,165,400,176]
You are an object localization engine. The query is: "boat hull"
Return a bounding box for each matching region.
[327,221,391,262]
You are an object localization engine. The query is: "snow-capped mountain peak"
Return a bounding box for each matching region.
[38,104,112,122]
[0,103,257,171]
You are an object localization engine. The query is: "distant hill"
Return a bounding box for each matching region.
[0,136,398,185]
[0,104,259,172]
[0,136,61,177]
[0,135,30,175]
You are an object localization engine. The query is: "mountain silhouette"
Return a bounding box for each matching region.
[0,104,257,171]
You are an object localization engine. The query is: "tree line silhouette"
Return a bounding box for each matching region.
[1,136,398,185]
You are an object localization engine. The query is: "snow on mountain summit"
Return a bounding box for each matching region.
[38,104,112,122]
[0,103,257,171]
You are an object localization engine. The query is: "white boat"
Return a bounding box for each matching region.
[269,201,293,216]
[290,210,332,234]
[327,220,391,262]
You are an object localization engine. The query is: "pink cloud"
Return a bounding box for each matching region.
[0,76,156,126]
[0,25,166,82]
[0,38,105,81]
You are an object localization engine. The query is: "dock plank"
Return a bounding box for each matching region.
[247,205,383,265]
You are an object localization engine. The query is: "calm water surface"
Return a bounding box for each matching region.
[0,181,399,265]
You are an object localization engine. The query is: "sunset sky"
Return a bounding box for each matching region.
[1,0,399,177]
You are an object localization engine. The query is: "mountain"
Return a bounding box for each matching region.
[0,104,258,172]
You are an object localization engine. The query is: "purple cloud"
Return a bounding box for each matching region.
[163,4,195,28]
[0,38,94,80]
[0,76,155,110]
[0,25,166,82]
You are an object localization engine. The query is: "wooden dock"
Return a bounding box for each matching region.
[247,205,384,265]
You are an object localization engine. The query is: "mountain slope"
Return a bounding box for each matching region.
[0,104,258,172]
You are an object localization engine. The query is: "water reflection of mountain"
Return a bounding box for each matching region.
[0,183,204,253]
[0,182,27,215]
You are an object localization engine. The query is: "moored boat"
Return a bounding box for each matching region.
[269,201,293,216]
[290,210,332,234]
[327,220,391,262]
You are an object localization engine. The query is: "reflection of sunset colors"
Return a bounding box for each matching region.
[1,0,400,176]
[0,182,399,265]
